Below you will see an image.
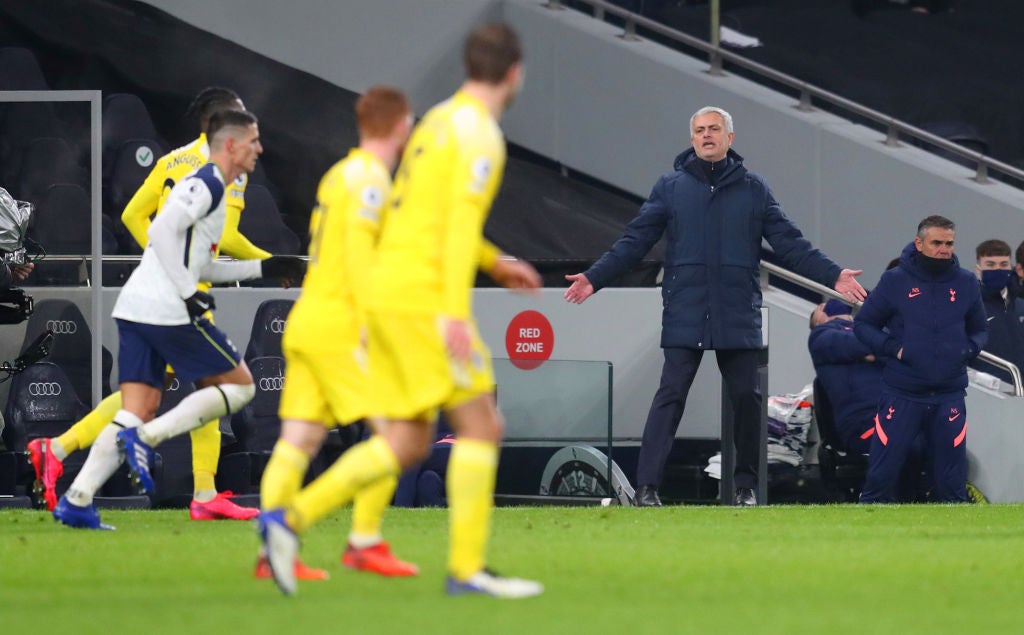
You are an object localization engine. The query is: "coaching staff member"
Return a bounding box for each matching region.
[564,106,866,506]
[854,215,987,503]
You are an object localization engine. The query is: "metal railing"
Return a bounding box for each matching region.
[31,254,1022,396]
[760,261,1023,397]
[544,0,1024,187]
[23,254,299,287]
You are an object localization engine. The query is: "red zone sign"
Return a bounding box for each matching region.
[504,310,554,370]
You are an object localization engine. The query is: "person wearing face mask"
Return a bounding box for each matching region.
[1014,240,1024,298]
[970,240,1024,385]
[853,215,988,503]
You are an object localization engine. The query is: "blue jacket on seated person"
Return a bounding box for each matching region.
[808,315,884,453]
[972,283,1024,384]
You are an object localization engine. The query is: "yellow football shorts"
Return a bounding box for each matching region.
[367,310,494,422]
[278,337,369,427]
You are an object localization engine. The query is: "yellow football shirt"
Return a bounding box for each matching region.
[369,90,506,319]
[286,148,388,346]
[120,132,269,261]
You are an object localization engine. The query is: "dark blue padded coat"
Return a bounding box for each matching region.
[585,148,840,350]
[971,284,1024,383]
[854,242,988,399]
[808,318,883,450]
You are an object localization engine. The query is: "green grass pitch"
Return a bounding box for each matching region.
[3,504,1023,634]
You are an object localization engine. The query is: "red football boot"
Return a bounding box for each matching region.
[342,541,419,577]
[189,491,259,520]
[26,438,63,511]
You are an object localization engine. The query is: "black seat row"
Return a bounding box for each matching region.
[1,299,356,507]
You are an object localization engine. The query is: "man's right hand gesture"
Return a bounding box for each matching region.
[563,273,594,304]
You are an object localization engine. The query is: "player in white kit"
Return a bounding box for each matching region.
[54,109,305,529]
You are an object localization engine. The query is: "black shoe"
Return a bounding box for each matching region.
[635,485,662,507]
[734,488,757,507]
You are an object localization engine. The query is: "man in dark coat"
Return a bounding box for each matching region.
[809,300,881,454]
[970,239,1024,385]
[854,215,988,503]
[564,106,866,506]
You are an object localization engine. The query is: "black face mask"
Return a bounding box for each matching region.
[917,252,955,275]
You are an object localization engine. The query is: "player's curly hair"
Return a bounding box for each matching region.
[185,87,242,133]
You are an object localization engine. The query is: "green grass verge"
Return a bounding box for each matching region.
[2,504,1023,634]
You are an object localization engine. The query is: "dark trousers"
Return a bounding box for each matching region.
[848,422,928,502]
[636,347,762,490]
[859,393,969,503]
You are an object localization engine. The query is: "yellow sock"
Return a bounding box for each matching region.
[260,440,310,510]
[350,474,398,542]
[190,419,221,497]
[192,472,216,501]
[55,392,122,454]
[446,439,498,581]
[289,436,399,534]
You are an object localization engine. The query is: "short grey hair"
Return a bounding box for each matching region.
[917,214,955,239]
[690,106,734,135]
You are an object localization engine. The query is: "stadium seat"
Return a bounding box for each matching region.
[0,48,57,186]
[27,183,91,285]
[104,137,165,220]
[14,136,87,207]
[0,48,91,178]
[246,160,286,209]
[19,299,113,407]
[243,298,294,363]
[224,356,286,492]
[1,361,90,502]
[231,356,286,454]
[812,378,867,502]
[104,137,166,257]
[0,104,65,186]
[0,47,50,91]
[101,93,160,183]
[917,121,990,168]
[238,184,302,256]
[138,378,196,505]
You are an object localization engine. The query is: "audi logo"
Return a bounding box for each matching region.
[28,382,62,396]
[46,320,78,335]
[259,376,284,391]
[268,317,286,334]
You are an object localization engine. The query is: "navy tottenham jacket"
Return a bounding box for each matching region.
[854,242,988,399]
[971,285,1024,383]
[585,148,840,350]
[808,318,884,450]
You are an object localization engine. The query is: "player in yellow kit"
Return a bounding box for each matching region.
[258,85,419,580]
[28,88,266,520]
[259,23,544,599]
